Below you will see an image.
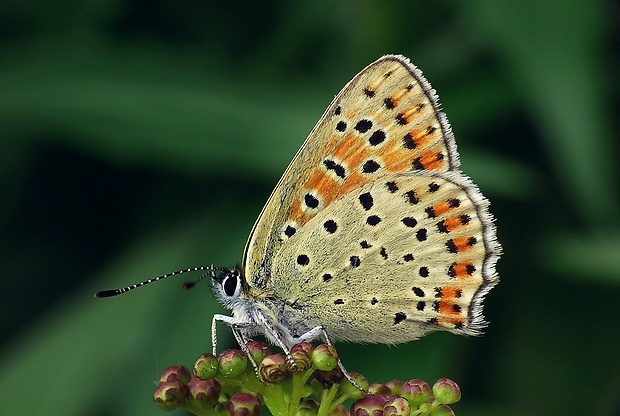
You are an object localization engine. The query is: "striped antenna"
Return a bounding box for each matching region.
[94,266,222,298]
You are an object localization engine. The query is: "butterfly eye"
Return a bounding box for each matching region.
[222,272,239,297]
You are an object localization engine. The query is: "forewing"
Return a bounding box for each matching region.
[243,55,460,288]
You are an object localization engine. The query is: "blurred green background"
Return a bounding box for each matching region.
[1,1,619,415]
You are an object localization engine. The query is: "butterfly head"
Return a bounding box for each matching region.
[210,266,251,309]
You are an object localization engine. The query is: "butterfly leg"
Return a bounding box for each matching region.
[212,314,262,377]
[253,309,300,371]
[295,326,366,393]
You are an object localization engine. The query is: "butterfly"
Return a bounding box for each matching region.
[97,55,500,388]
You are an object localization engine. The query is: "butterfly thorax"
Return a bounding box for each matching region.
[211,267,307,348]
[235,295,306,348]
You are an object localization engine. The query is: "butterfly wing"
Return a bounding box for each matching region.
[270,170,499,342]
[243,55,463,289]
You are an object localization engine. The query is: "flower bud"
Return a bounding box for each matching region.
[194,353,219,380]
[311,344,338,371]
[383,396,410,416]
[218,349,248,378]
[259,354,290,384]
[313,366,344,389]
[330,404,348,416]
[432,378,461,405]
[384,380,403,395]
[295,398,319,416]
[350,394,385,416]
[401,379,432,407]
[368,383,391,396]
[227,392,260,416]
[158,365,192,384]
[153,380,187,412]
[429,404,455,416]
[246,341,273,366]
[289,342,315,371]
[187,377,221,408]
[339,372,368,399]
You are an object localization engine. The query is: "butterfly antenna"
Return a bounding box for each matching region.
[182,272,210,291]
[94,266,224,298]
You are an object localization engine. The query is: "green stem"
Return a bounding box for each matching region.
[316,384,340,416]
[286,368,317,415]
[261,380,292,416]
[328,392,351,412]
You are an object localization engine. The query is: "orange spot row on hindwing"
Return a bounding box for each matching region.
[449,236,477,253]
[437,300,462,316]
[449,262,476,279]
[441,286,463,299]
[439,215,469,233]
[438,316,466,329]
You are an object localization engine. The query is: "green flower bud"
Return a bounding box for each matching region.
[246,341,273,366]
[218,349,248,378]
[339,372,368,400]
[153,380,187,412]
[259,354,290,384]
[188,376,221,408]
[385,380,403,395]
[194,353,219,380]
[159,365,192,384]
[383,396,410,416]
[227,392,260,416]
[350,394,385,416]
[295,398,319,416]
[289,342,315,371]
[432,378,461,405]
[311,344,338,371]
[401,379,432,407]
[368,383,391,396]
[429,404,455,416]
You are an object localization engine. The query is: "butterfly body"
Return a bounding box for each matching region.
[212,55,499,352]
[96,55,500,390]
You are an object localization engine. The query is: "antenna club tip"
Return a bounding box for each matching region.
[182,282,196,291]
[94,290,118,298]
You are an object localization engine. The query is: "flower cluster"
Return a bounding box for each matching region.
[153,341,461,416]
